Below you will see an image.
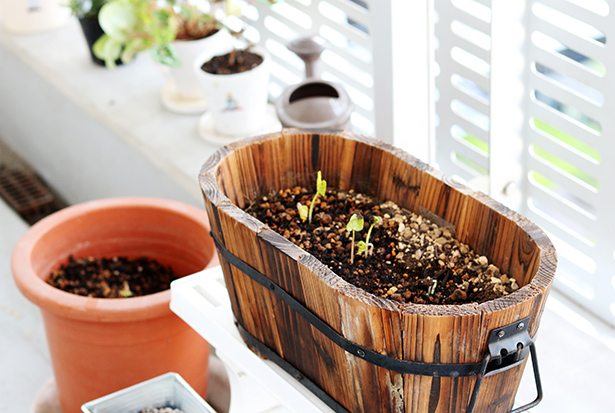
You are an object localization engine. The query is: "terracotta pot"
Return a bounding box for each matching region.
[12,197,219,413]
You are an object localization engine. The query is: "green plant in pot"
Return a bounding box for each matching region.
[95,0,234,113]
[67,0,111,66]
[193,0,284,141]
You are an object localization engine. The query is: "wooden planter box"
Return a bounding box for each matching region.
[199,130,556,413]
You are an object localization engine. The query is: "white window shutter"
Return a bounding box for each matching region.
[225,0,615,326]
[434,0,615,327]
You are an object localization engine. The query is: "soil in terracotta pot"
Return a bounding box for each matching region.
[200,48,264,74]
[244,186,521,305]
[46,256,179,298]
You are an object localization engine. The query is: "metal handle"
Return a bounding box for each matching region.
[467,343,542,413]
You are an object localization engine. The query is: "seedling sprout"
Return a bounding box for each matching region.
[308,171,327,224]
[360,216,380,257]
[297,202,308,222]
[346,213,364,264]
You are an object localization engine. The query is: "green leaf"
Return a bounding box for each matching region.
[93,34,123,69]
[316,171,327,197]
[98,0,138,41]
[151,43,181,67]
[297,203,308,222]
[356,241,367,256]
[346,213,364,232]
[120,37,149,64]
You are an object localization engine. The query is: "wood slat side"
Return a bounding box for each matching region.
[336,274,407,411]
[199,169,231,208]
[208,203,279,349]
[373,149,424,212]
[405,375,477,413]
[416,172,473,235]
[255,230,363,411]
[199,145,233,177]
[401,308,483,413]
[294,254,362,411]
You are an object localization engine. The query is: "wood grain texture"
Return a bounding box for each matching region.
[199,130,557,412]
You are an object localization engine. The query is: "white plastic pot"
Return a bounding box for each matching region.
[194,48,271,137]
[0,0,71,34]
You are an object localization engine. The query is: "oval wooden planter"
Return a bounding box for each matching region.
[199,130,556,413]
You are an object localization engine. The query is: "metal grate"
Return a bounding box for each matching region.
[0,140,65,224]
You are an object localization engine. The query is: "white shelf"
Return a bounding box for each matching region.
[170,267,335,413]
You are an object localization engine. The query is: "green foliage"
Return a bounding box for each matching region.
[119,281,133,298]
[356,216,379,258]
[346,213,364,264]
[94,0,218,69]
[346,213,363,232]
[296,202,308,222]
[308,171,327,224]
[356,240,368,257]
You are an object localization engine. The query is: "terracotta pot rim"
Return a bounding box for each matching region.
[12,197,217,322]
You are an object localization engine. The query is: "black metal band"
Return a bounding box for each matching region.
[212,233,483,377]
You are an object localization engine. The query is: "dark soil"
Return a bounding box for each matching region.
[140,408,184,413]
[245,187,520,305]
[201,48,263,74]
[46,256,178,298]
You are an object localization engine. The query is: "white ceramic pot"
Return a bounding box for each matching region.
[160,28,233,114]
[0,0,71,34]
[195,48,271,137]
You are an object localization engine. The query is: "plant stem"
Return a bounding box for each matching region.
[308,194,318,224]
[350,231,355,264]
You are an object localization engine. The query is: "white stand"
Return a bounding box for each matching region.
[170,267,335,413]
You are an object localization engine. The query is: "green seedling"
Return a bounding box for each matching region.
[346,213,364,264]
[308,171,327,224]
[360,216,380,257]
[297,202,308,222]
[356,240,368,257]
[119,281,133,298]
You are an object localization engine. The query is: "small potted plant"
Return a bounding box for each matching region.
[12,197,219,413]
[94,0,233,113]
[193,0,283,141]
[67,1,111,66]
[194,45,275,140]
